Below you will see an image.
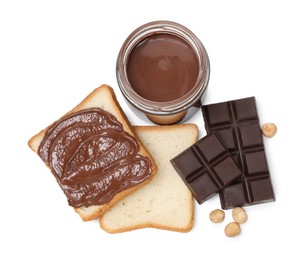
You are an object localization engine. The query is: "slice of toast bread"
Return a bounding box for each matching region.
[28,84,157,221]
[100,124,198,233]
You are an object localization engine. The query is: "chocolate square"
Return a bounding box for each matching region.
[244,150,268,175]
[239,123,263,148]
[202,97,275,209]
[172,149,202,180]
[171,133,242,204]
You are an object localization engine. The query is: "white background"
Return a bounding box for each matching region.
[1,0,304,259]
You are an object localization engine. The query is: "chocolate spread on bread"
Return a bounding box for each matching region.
[38,108,152,208]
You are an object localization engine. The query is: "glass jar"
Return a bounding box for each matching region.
[116,20,210,124]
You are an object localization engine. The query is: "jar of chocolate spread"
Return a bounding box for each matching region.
[116,20,210,124]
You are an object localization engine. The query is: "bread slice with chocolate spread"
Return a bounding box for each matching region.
[28,84,157,221]
[100,124,198,233]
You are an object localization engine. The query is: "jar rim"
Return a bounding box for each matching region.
[116,20,210,115]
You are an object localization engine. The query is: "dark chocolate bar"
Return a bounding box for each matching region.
[201,97,275,209]
[171,133,242,204]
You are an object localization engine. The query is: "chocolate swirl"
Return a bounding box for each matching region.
[38,108,152,207]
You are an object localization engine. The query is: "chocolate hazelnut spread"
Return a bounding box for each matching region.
[126,33,199,102]
[38,108,152,208]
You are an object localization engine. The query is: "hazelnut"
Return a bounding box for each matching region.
[232,207,248,224]
[262,123,277,138]
[209,209,225,223]
[225,222,241,237]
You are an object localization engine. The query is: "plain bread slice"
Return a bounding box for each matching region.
[100,124,198,233]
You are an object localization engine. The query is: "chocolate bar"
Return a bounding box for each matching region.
[201,97,275,209]
[171,133,242,204]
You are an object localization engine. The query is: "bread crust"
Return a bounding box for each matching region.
[100,124,198,233]
[28,84,157,221]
